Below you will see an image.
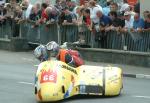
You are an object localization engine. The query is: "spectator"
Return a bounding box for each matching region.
[143,10,150,21]
[12,5,22,37]
[58,11,65,25]
[10,0,17,14]
[144,13,150,29]
[62,6,76,24]
[35,2,42,19]
[0,4,6,25]
[110,2,118,12]
[46,6,59,23]
[102,0,112,16]
[128,5,136,17]
[89,0,102,24]
[96,10,112,48]
[97,10,112,27]
[76,6,86,44]
[124,11,134,29]
[40,3,48,23]
[120,0,129,14]
[60,0,67,8]
[55,0,63,11]
[134,1,140,14]
[0,4,6,16]
[133,13,145,30]
[66,0,76,11]
[109,11,125,28]
[4,3,14,19]
[76,6,84,26]
[109,2,123,18]
[70,1,77,12]
[0,4,4,16]
[94,0,103,12]
[29,5,39,21]
[44,0,51,6]
[22,0,33,19]
[62,6,77,42]
[13,5,22,21]
[45,7,52,19]
[82,0,89,9]
[83,8,92,29]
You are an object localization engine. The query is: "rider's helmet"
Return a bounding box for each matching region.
[46,41,60,56]
[34,45,48,62]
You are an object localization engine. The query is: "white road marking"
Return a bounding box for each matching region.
[34,65,39,67]
[136,74,150,79]
[132,95,150,99]
[22,58,35,62]
[18,82,34,85]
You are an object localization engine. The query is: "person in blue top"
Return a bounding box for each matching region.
[98,12,112,27]
[96,10,112,48]
[102,0,113,16]
[133,13,145,30]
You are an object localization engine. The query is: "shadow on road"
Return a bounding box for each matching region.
[39,94,123,103]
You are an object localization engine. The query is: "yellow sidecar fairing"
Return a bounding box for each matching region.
[35,60,123,102]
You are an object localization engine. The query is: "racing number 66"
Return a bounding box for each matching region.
[43,75,55,81]
[40,71,57,83]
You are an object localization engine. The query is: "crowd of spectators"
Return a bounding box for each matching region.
[0,0,150,47]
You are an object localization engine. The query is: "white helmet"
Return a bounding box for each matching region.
[60,42,68,49]
[46,41,60,52]
[34,45,48,61]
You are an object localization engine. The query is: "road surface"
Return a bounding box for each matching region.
[0,50,150,103]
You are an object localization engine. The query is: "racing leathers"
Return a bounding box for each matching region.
[56,49,84,67]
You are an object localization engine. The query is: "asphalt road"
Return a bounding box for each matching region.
[0,50,150,103]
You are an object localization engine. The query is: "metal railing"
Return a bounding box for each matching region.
[0,21,150,52]
[0,20,12,39]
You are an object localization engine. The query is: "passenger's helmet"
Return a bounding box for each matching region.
[60,42,68,49]
[34,45,48,61]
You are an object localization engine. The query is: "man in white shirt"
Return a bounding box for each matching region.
[89,0,103,24]
[22,0,33,19]
[124,11,134,29]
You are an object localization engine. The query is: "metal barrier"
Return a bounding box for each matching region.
[19,22,59,45]
[0,22,150,52]
[106,30,150,52]
[0,20,12,39]
[60,25,78,44]
[40,23,58,44]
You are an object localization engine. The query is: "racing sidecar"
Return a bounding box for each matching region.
[34,60,123,102]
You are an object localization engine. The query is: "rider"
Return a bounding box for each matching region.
[34,41,84,67]
[34,45,48,62]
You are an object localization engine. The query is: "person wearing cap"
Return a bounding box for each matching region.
[124,11,134,29]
